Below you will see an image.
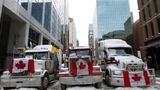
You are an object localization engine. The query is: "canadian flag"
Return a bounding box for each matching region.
[123,69,150,87]
[70,58,93,76]
[9,59,35,74]
[76,59,89,75]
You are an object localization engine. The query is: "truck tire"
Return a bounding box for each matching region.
[39,74,49,90]
[95,82,102,89]
[105,70,111,86]
[61,84,67,90]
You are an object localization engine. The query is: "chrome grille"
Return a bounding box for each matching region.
[126,64,143,72]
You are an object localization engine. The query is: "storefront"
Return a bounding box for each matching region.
[145,39,160,70]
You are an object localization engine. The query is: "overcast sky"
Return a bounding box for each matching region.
[69,0,139,46]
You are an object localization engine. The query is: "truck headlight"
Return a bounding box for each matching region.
[1,71,10,79]
[112,70,122,75]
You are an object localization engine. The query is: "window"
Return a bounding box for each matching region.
[157,18,160,33]
[108,48,132,56]
[145,25,149,38]
[141,0,144,6]
[69,49,91,56]
[147,5,151,18]
[25,52,48,60]
[150,22,155,36]
[28,29,40,47]
[142,10,146,21]
[153,0,158,13]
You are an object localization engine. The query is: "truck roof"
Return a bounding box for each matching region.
[25,45,54,53]
[68,46,91,50]
[99,39,131,48]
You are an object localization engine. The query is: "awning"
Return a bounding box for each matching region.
[144,41,160,48]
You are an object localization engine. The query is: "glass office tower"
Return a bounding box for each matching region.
[96,0,130,39]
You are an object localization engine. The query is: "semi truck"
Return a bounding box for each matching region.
[1,45,61,90]
[97,39,155,87]
[59,46,103,90]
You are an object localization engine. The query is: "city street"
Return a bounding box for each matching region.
[0,0,160,90]
[1,78,160,90]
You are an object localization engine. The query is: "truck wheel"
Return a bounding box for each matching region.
[95,82,102,89]
[105,76,111,86]
[105,70,111,86]
[3,87,8,90]
[39,74,49,90]
[61,84,67,90]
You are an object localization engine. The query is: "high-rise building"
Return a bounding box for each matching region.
[88,24,94,49]
[95,0,131,39]
[68,18,77,48]
[0,0,66,73]
[138,0,160,70]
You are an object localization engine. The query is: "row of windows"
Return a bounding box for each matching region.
[28,29,49,47]
[144,18,160,39]
[96,0,130,39]
[141,0,159,21]
[19,1,62,40]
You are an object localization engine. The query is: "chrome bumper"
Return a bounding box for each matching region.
[59,75,103,85]
[0,77,41,88]
[109,75,155,86]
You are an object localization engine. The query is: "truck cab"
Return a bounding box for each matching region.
[59,46,103,90]
[1,45,60,90]
[97,39,155,87]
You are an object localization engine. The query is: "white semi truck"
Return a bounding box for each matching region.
[1,45,61,90]
[97,39,155,87]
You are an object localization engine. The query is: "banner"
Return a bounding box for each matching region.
[10,59,35,74]
[123,70,150,87]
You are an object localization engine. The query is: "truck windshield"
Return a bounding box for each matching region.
[25,52,48,60]
[13,48,25,58]
[108,48,132,56]
[69,49,91,56]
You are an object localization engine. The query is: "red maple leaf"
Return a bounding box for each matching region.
[16,60,26,69]
[132,74,141,81]
[79,62,86,70]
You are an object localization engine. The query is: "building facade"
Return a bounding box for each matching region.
[95,0,131,39]
[68,18,77,48]
[88,24,94,50]
[0,0,65,73]
[138,0,160,70]
[133,20,145,59]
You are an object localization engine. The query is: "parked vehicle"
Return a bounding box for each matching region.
[97,39,155,87]
[59,46,103,90]
[0,45,61,90]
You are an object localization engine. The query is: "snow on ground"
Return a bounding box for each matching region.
[9,88,38,90]
[66,86,159,90]
[115,86,159,90]
[67,86,101,90]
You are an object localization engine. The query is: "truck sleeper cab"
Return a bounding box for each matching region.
[97,39,155,87]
